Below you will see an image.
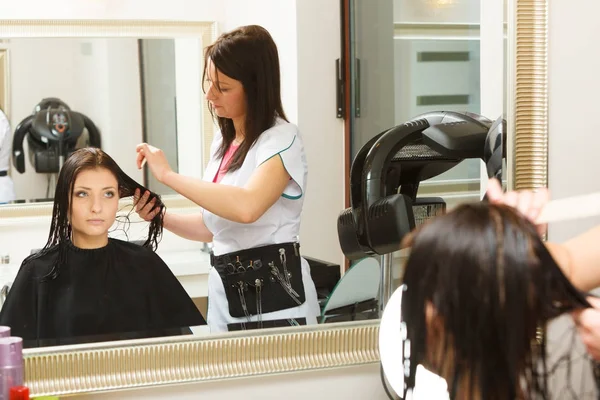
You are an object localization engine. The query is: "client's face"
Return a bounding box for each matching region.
[69,167,119,248]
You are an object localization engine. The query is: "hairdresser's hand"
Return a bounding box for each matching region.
[573,297,600,361]
[136,143,173,183]
[133,189,162,222]
[486,178,549,234]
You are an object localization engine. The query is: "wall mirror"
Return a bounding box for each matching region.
[0,0,550,395]
[0,23,215,206]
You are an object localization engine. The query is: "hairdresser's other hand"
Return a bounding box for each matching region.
[136,143,173,183]
[486,178,549,232]
[133,188,162,222]
[573,296,600,361]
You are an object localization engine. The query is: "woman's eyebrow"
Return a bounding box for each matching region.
[73,186,117,190]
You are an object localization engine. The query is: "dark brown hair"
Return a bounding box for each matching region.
[401,203,590,400]
[202,24,288,172]
[35,147,165,279]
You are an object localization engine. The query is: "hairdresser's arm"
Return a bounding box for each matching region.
[133,189,214,242]
[163,213,214,242]
[557,227,600,292]
[136,143,290,224]
[486,179,600,291]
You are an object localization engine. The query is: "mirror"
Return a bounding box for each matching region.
[0,1,510,348]
[0,22,218,348]
[1,36,208,203]
[344,0,508,310]
[0,0,552,394]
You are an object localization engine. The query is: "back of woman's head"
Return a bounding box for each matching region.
[400,202,589,399]
[40,147,164,278]
[203,24,287,171]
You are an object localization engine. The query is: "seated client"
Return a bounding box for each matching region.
[400,203,591,400]
[0,148,206,347]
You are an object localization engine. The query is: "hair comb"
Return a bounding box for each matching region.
[536,192,600,224]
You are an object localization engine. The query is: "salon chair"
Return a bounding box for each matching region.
[320,257,379,323]
[304,256,341,308]
[337,111,505,315]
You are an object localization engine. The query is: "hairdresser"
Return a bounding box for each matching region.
[133,25,320,333]
[486,178,600,360]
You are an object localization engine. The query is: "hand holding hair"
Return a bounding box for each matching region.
[133,188,162,222]
[573,296,600,361]
[486,178,549,235]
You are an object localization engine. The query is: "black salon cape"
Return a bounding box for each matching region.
[0,239,206,347]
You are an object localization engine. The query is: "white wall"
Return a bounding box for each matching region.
[103,39,145,184]
[479,0,504,194]
[7,37,143,200]
[221,0,299,127]
[394,0,480,24]
[174,38,205,180]
[0,0,225,21]
[73,363,389,400]
[547,1,600,243]
[295,0,345,266]
[353,0,396,155]
[541,2,600,397]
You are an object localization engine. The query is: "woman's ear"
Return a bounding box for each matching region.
[426,301,444,343]
[426,301,437,325]
[425,301,448,373]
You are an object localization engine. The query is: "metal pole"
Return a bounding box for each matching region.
[379,253,393,315]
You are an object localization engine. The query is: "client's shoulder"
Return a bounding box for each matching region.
[19,244,59,278]
[109,238,162,261]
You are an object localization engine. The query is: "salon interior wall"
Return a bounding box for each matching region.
[547,0,600,244]
[355,0,483,153]
[353,0,395,153]
[360,0,493,191]
[73,363,390,400]
[0,0,346,269]
[544,1,600,396]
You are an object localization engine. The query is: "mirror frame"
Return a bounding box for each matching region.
[0,0,549,394]
[507,0,548,191]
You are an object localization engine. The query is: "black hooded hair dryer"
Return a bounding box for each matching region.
[12,98,101,174]
[338,111,506,260]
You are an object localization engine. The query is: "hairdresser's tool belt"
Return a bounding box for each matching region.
[211,242,306,319]
[0,171,7,177]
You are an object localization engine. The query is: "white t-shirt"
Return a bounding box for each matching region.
[202,117,320,332]
[0,110,15,203]
[202,117,307,256]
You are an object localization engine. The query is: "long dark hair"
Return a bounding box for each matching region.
[33,147,165,279]
[400,203,590,400]
[202,24,288,172]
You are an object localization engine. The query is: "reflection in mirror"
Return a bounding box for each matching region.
[344,0,505,312]
[0,25,353,347]
[351,0,490,196]
[1,37,204,204]
[0,148,206,348]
